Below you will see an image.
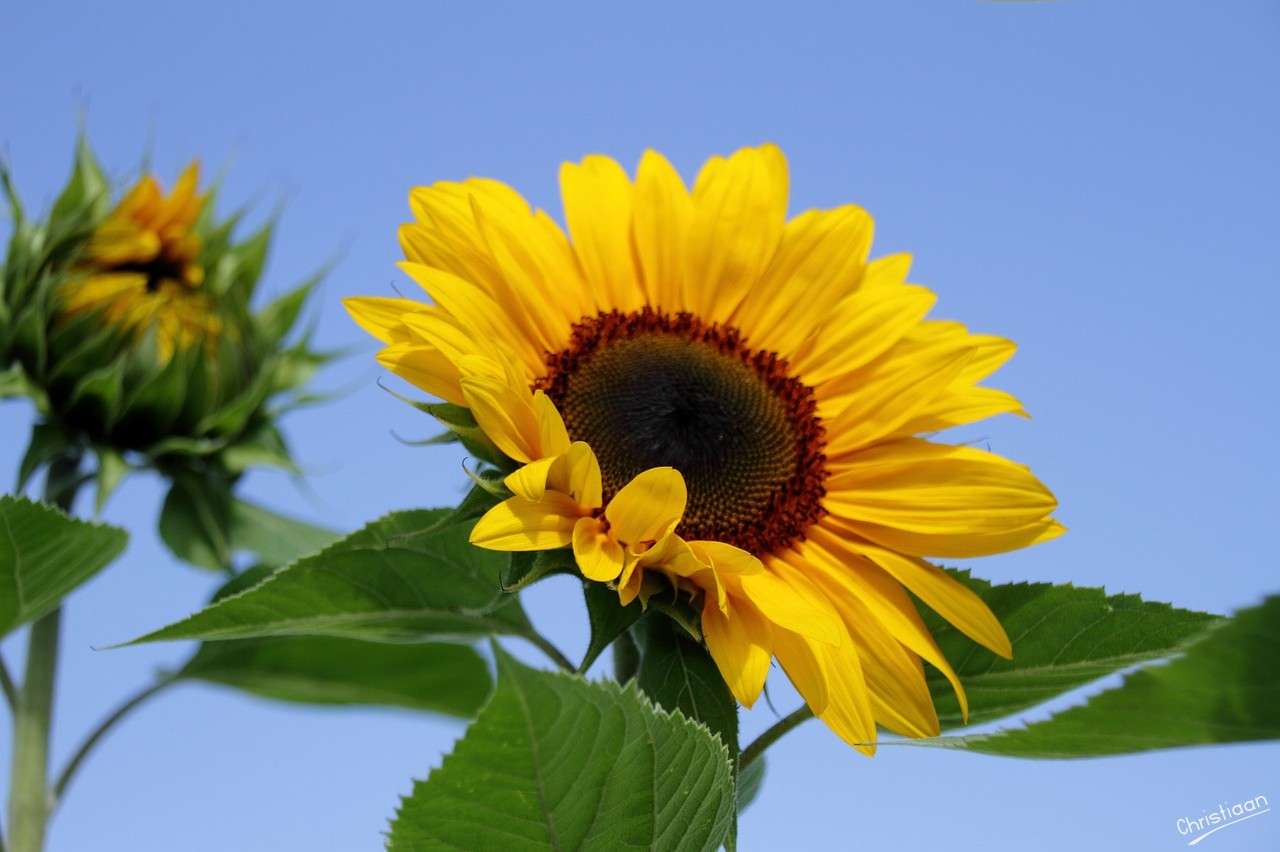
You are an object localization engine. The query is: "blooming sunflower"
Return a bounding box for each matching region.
[59,162,219,362]
[345,144,1063,753]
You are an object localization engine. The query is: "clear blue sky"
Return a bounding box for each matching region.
[2,1,1277,850]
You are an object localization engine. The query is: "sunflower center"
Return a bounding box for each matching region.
[538,308,827,555]
[108,255,194,293]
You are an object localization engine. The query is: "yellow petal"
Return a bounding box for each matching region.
[793,285,937,385]
[468,194,581,352]
[808,633,878,755]
[799,530,970,719]
[560,154,643,313]
[732,205,872,354]
[573,516,625,582]
[547,441,603,509]
[398,262,542,375]
[772,627,829,714]
[701,596,772,708]
[399,308,496,362]
[822,346,974,456]
[684,540,764,577]
[469,493,582,551]
[375,342,466,406]
[605,467,687,546]
[504,456,559,502]
[458,357,541,463]
[849,517,1066,559]
[84,222,161,265]
[738,562,843,646]
[894,386,1028,437]
[153,161,203,231]
[343,296,428,344]
[114,175,163,221]
[804,567,940,737]
[632,149,692,310]
[824,438,1059,538]
[532,391,570,458]
[857,253,912,290]
[850,540,1013,659]
[683,144,788,323]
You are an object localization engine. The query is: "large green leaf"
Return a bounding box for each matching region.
[128,509,531,645]
[0,495,127,637]
[923,570,1220,729]
[181,635,491,717]
[927,595,1279,757]
[177,566,491,717]
[388,647,735,852]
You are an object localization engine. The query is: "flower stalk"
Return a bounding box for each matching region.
[6,454,80,852]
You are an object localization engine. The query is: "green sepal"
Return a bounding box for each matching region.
[16,421,75,493]
[579,581,643,673]
[501,546,576,594]
[49,135,110,229]
[66,356,128,428]
[93,446,130,513]
[222,422,299,475]
[254,269,325,350]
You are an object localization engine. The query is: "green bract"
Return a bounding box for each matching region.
[0,138,331,522]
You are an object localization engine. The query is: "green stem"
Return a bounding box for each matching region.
[7,611,61,852]
[7,454,81,852]
[740,706,814,772]
[52,676,177,806]
[611,630,640,683]
[520,631,574,673]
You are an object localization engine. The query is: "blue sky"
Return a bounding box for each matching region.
[2,1,1277,850]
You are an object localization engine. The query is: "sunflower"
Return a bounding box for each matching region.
[59,162,220,361]
[345,144,1063,753]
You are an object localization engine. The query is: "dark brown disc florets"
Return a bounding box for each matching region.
[536,308,827,555]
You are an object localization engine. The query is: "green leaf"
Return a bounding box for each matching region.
[228,498,340,567]
[928,595,1280,757]
[128,509,531,645]
[388,646,735,852]
[735,754,766,813]
[158,471,234,571]
[579,581,643,673]
[181,631,490,717]
[176,560,491,718]
[633,615,740,845]
[635,614,738,761]
[0,495,127,637]
[922,570,1220,729]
